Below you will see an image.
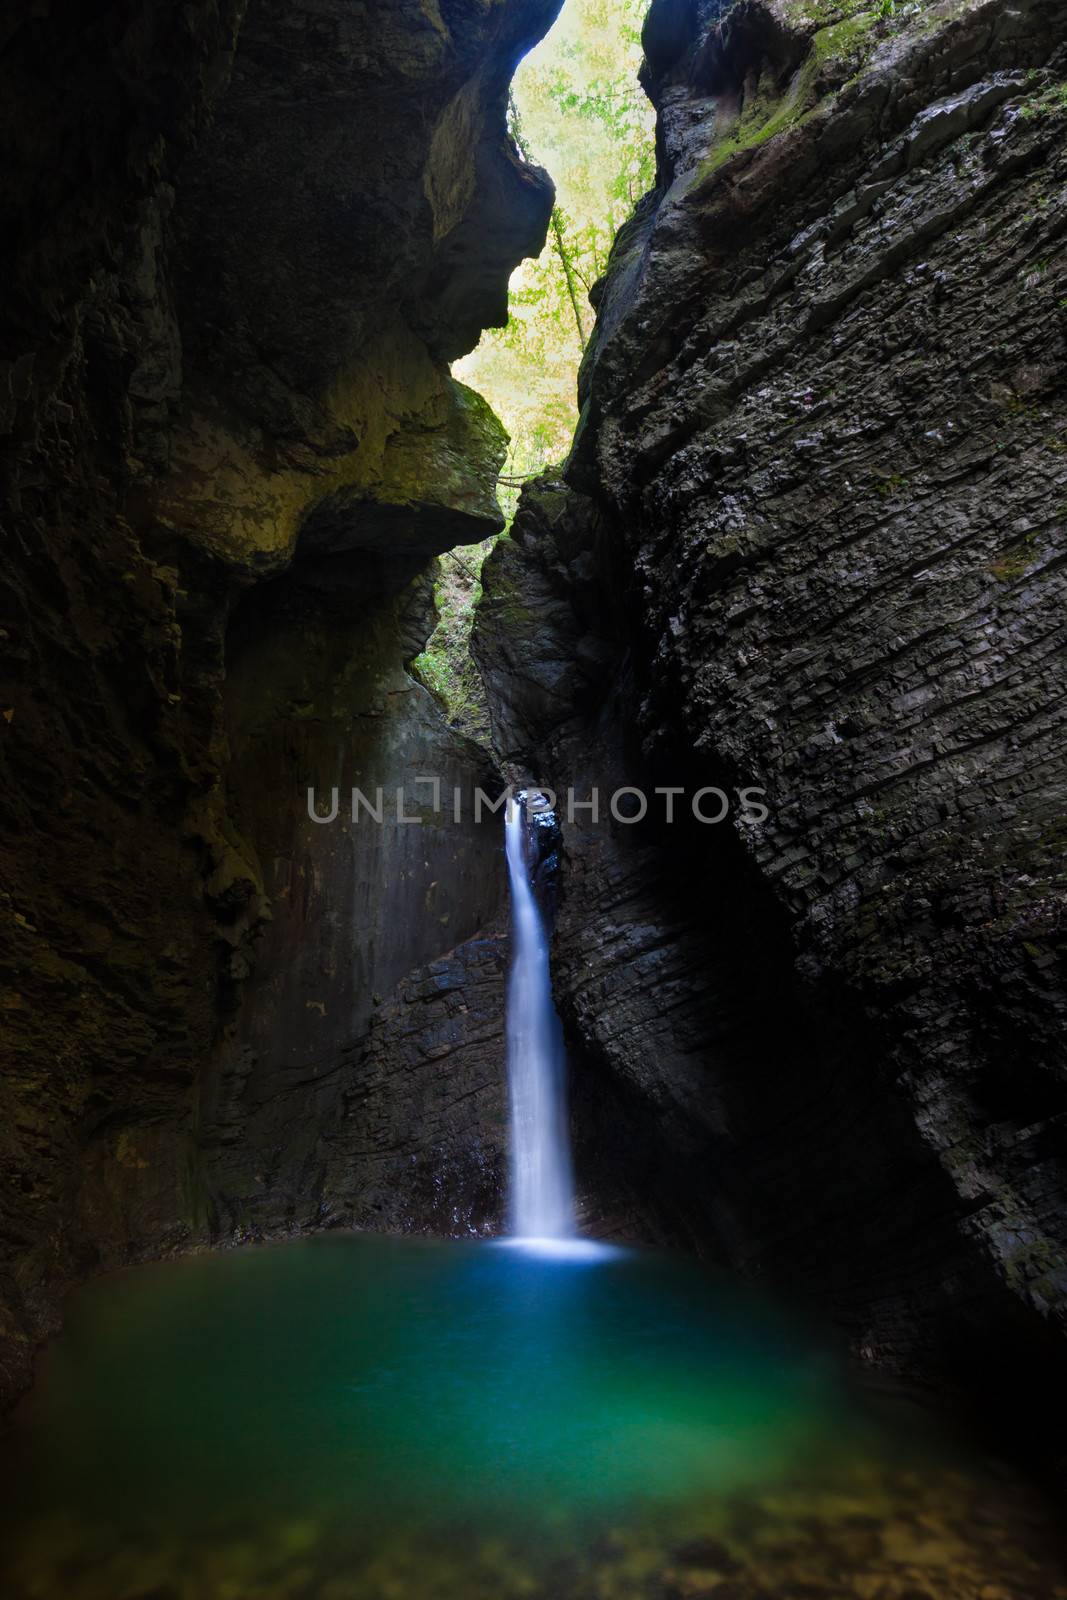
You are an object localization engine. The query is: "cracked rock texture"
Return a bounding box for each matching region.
[0,0,560,1407]
[320,929,509,1236]
[475,0,1067,1412]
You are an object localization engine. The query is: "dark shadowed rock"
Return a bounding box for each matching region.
[474,0,1067,1423]
[0,0,560,1406]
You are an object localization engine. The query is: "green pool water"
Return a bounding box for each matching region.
[2,1233,1064,1600]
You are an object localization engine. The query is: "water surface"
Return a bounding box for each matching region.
[2,1234,1063,1599]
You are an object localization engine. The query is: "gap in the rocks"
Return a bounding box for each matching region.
[412,0,655,739]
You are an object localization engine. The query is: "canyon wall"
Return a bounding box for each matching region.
[0,0,560,1406]
[476,0,1067,1407]
[3,0,1065,1441]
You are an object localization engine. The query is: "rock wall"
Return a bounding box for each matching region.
[0,0,561,1407]
[475,0,1067,1412]
[200,557,508,1237]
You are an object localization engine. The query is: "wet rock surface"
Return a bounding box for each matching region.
[200,919,509,1241]
[3,0,1066,1486]
[0,0,559,1405]
[475,0,1067,1407]
[321,929,509,1236]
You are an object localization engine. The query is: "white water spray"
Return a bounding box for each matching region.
[504,796,575,1239]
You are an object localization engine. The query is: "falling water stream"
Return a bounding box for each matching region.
[504,794,575,1240]
[1,820,1065,1598]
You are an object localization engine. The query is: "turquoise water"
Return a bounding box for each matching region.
[2,1234,1064,1600]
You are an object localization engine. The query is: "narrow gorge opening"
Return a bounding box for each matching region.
[412,0,654,739]
[2,0,1066,1596]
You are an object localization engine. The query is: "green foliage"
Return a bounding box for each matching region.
[418,0,654,739]
[411,545,495,744]
[454,0,655,503]
[697,2,944,183]
[1018,80,1067,120]
[987,532,1037,584]
[871,468,909,498]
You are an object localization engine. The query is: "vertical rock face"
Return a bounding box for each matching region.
[0,0,561,1405]
[202,558,509,1236]
[475,0,1067,1401]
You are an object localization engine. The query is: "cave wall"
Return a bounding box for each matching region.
[200,553,509,1237]
[0,0,561,1407]
[475,0,1067,1392]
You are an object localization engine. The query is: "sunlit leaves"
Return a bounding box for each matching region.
[421,0,656,738]
[453,0,655,500]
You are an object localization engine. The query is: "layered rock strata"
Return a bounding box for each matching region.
[0,0,560,1406]
[475,0,1067,1414]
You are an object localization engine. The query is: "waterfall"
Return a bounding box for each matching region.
[504,795,575,1239]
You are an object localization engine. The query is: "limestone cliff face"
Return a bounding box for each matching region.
[0,0,560,1406]
[475,0,1067,1399]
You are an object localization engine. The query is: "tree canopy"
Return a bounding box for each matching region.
[415,0,654,737]
[454,0,655,504]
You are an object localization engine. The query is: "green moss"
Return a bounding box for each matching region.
[1018,80,1067,120]
[411,544,497,745]
[377,379,507,530]
[695,8,884,185]
[484,578,541,633]
[871,468,909,497]
[1001,1233,1066,1301]
[987,531,1037,584]
[775,0,883,30]
[693,1,957,188]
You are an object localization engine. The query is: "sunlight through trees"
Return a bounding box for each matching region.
[455,0,655,504]
[417,0,654,737]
